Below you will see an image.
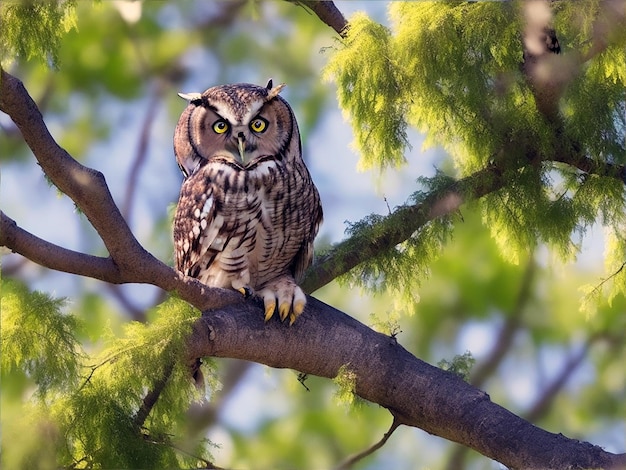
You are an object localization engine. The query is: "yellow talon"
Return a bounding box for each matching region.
[264,302,276,322]
[278,302,290,321]
[293,300,305,316]
[289,312,297,326]
[237,286,252,298]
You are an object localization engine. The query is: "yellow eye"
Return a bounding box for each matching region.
[250,118,268,133]
[212,120,229,134]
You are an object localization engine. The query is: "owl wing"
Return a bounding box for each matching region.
[289,189,323,283]
[174,172,227,278]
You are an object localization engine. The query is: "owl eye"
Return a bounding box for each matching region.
[250,118,268,133]
[212,120,229,134]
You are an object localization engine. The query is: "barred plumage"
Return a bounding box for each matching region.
[173,81,322,324]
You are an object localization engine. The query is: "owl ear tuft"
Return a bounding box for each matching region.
[266,79,273,89]
[178,92,203,104]
[266,83,286,101]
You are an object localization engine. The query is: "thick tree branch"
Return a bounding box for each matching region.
[1,211,122,282]
[0,68,242,312]
[446,259,535,470]
[187,297,626,470]
[0,68,145,270]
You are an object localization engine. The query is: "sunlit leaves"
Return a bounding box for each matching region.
[333,364,358,406]
[438,351,475,382]
[1,289,216,469]
[50,297,213,468]
[323,12,408,170]
[390,2,536,174]
[1,279,82,397]
[0,0,77,67]
[582,227,626,316]
[326,2,625,174]
[325,2,626,314]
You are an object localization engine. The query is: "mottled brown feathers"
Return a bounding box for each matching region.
[173,82,322,324]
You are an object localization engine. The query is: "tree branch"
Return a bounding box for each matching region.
[470,258,536,388]
[445,258,536,470]
[301,166,499,292]
[523,337,594,423]
[187,297,626,470]
[0,68,242,312]
[289,1,348,37]
[335,416,402,470]
[1,211,122,283]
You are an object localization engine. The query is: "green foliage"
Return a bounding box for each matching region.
[369,310,401,338]
[580,225,626,316]
[0,0,77,67]
[3,1,626,467]
[325,1,626,287]
[1,278,82,397]
[323,12,408,169]
[50,297,213,469]
[341,173,457,314]
[1,288,216,469]
[326,2,625,172]
[333,364,364,409]
[604,230,626,305]
[438,351,475,382]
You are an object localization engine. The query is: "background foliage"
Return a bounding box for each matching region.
[1,1,625,469]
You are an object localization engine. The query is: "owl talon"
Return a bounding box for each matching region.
[278,302,291,322]
[264,301,276,322]
[237,286,253,298]
[293,299,305,316]
[172,83,322,333]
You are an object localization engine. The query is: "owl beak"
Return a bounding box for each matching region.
[237,135,246,164]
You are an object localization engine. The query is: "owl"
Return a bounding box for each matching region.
[173,80,323,325]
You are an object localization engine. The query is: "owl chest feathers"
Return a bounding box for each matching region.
[174,159,319,290]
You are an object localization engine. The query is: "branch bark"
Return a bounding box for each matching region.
[289,1,348,37]
[0,68,242,313]
[187,297,626,470]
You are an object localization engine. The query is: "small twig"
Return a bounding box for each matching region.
[334,415,402,470]
[588,261,626,298]
[383,196,392,215]
[134,361,176,430]
[297,372,310,391]
[142,431,228,470]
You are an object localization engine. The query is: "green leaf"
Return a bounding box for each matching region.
[1,278,82,397]
[0,0,77,67]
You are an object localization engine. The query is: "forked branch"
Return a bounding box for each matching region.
[0,68,242,312]
[187,297,626,470]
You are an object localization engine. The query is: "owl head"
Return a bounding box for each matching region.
[174,80,301,177]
